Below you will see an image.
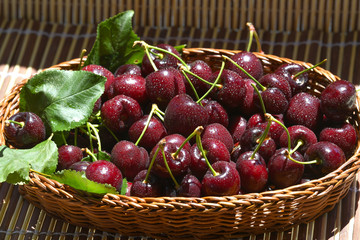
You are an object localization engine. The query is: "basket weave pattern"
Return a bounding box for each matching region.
[1,48,360,239]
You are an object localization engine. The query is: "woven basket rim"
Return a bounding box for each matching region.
[2,48,360,209]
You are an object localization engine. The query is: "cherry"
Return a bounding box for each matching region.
[130,169,163,197]
[100,95,143,134]
[320,80,357,123]
[128,115,167,151]
[238,78,257,116]
[111,140,149,181]
[225,51,263,80]
[145,67,186,108]
[57,145,83,170]
[164,94,209,137]
[208,69,246,109]
[267,148,304,188]
[228,115,247,144]
[274,63,308,95]
[85,160,123,191]
[202,123,234,152]
[114,64,142,77]
[201,161,241,196]
[236,151,268,193]
[4,112,46,149]
[304,141,346,177]
[254,87,289,115]
[111,74,148,105]
[141,43,181,76]
[177,174,202,197]
[189,137,230,179]
[279,125,317,155]
[319,123,357,157]
[69,161,91,172]
[201,99,229,128]
[285,92,322,131]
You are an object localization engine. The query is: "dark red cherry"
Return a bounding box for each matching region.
[111,140,149,181]
[202,123,234,152]
[114,64,142,77]
[69,161,91,172]
[201,99,229,128]
[130,170,163,197]
[279,125,317,154]
[274,63,308,95]
[4,112,46,149]
[226,51,263,80]
[185,60,213,97]
[236,151,268,193]
[100,95,143,134]
[57,145,83,170]
[320,80,357,123]
[201,161,241,196]
[85,160,123,191]
[145,67,186,108]
[267,148,305,189]
[258,73,292,100]
[177,174,202,197]
[228,115,247,144]
[111,74,147,104]
[164,94,209,137]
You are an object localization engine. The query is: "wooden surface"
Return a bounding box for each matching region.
[0,1,360,239]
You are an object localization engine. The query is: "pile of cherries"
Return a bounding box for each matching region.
[4,41,358,198]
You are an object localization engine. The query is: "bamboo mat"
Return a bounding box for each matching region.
[0,16,360,240]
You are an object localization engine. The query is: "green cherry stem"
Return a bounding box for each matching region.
[135,104,161,146]
[293,59,327,79]
[145,43,189,70]
[223,55,266,91]
[85,148,97,162]
[172,126,204,159]
[251,117,271,159]
[246,22,263,54]
[289,139,304,155]
[78,49,87,70]
[196,132,219,177]
[134,41,159,72]
[181,67,222,88]
[196,60,225,104]
[30,169,51,177]
[181,68,201,102]
[161,147,180,189]
[5,119,24,127]
[61,131,68,145]
[87,122,102,152]
[251,83,267,115]
[144,139,165,183]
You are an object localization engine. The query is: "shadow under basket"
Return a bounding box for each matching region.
[1,48,360,240]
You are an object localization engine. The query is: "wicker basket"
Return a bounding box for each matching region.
[1,48,360,240]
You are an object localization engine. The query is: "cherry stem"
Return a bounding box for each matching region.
[181,69,201,102]
[146,43,189,70]
[135,104,161,146]
[251,117,271,159]
[87,122,101,152]
[61,131,67,145]
[246,22,263,54]
[144,139,165,183]
[173,126,204,158]
[30,168,51,177]
[79,49,87,70]
[293,59,327,79]
[102,124,119,143]
[196,60,225,104]
[181,67,222,88]
[134,41,159,72]
[196,132,219,177]
[289,139,304,155]
[251,83,267,115]
[5,120,24,128]
[74,128,78,146]
[161,147,180,188]
[85,148,97,162]
[223,55,266,91]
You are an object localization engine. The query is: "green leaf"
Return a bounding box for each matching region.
[0,138,58,184]
[84,10,144,72]
[51,170,119,195]
[81,151,111,162]
[174,44,186,53]
[19,69,106,133]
